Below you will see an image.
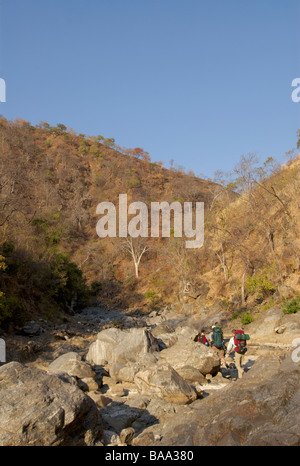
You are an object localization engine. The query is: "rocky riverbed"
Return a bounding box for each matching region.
[0,304,299,446]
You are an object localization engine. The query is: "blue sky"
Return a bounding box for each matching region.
[0,0,299,178]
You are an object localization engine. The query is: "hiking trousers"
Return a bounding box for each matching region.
[235,352,245,378]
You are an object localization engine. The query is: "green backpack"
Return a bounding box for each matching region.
[235,333,250,341]
[212,327,223,348]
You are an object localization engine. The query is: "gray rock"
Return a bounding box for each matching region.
[109,362,139,383]
[88,392,112,407]
[100,401,143,433]
[101,429,121,445]
[134,363,197,404]
[106,383,126,398]
[120,427,135,445]
[0,362,102,446]
[20,321,45,336]
[86,327,160,366]
[152,351,300,446]
[108,353,159,383]
[48,352,95,380]
[78,377,99,392]
[159,336,220,376]
[275,325,286,334]
[176,365,206,384]
[126,396,150,410]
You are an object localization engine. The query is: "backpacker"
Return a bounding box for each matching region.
[234,330,249,354]
[198,334,208,345]
[194,333,208,345]
[212,326,223,349]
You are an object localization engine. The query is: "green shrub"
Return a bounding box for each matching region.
[1,241,15,257]
[231,310,253,324]
[0,293,26,328]
[145,290,160,308]
[259,299,276,312]
[126,176,140,188]
[0,255,6,271]
[44,169,54,179]
[89,145,100,156]
[282,296,300,315]
[90,281,102,296]
[241,312,254,325]
[0,243,95,329]
[49,252,90,307]
[245,265,278,299]
[31,218,63,246]
[79,144,89,154]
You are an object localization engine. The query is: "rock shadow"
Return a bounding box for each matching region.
[100,400,159,436]
[244,358,256,372]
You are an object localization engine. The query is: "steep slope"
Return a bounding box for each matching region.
[0,116,299,330]
[0,117,222,326]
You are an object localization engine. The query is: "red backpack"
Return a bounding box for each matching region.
[198,334,208,345]
[234,330,248,354]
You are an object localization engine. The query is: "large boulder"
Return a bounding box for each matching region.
[100,401,144,433]
[48,352,95,380]
[150,324,178,349]
[109,362,140,383]
[247,308,282,339]
[86,327,160,366]
[159,336,220,376]
[134,363,197,404]
[0,362,103,446]
[109,353,159,383]
[151,351,300,446]
[246,308,300,346]
[175,365,206,385]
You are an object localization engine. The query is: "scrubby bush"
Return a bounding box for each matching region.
[126,176,140,188]
[240,312,254,325]
[0,240,94,329]
[90,281,102,296]
[231,310,254,324]
[145,290,160,308]
[245,265,278,299]
[49,252,90,307]
[0,294,25,328]
[282,295,300,315]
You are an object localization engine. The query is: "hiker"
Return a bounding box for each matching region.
[209,324,227,367]
[195,329,209,346]
[226,328,249,378]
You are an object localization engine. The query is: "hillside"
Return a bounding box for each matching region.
[0,116,300,330]
[0,117,223,327]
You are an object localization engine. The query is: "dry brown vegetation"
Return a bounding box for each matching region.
[0,116,299,328]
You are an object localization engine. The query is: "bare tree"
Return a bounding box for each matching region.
[122,237,149,278]
[161,236,192,301]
